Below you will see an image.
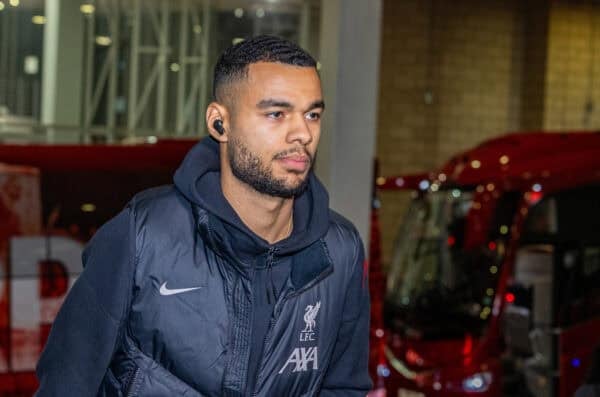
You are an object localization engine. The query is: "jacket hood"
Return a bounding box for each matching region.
[173,137,330,261]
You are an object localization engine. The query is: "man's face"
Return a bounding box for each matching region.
[225,62,323,198]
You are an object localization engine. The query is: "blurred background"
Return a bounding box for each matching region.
[0,0,321,142]
[1,1,600,396]
[1,0,600,259]
[377,0,600,265]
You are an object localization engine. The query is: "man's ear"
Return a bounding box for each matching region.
[206,102,229,142]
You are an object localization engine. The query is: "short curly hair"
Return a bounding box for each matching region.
[212,35,317,102]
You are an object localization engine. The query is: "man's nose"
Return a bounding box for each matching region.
[286,114,313,145]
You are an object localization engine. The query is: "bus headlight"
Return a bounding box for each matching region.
[462,372,492,392]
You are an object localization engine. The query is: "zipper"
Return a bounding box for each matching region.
[265,247,278,304]
[252,292,291,397]
[125,367,141,397]
[251,264,333,396]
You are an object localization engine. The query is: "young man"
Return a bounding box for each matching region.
[36,35,372,396]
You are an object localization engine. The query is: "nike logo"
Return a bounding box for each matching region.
[159,282,203,296]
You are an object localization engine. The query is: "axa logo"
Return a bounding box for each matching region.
[278,347,318,373]
[300,301,320,342]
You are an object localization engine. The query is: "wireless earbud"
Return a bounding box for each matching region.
[213,119,225,135]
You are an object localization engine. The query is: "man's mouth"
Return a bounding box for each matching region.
[277,155,310,172]
[275,150,311,172]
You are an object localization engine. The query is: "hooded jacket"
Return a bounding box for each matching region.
[35,137,372,396]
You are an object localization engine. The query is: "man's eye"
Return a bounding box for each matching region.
[306,112,321,121]
[267,111,284,119]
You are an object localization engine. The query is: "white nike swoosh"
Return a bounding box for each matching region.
[159,282,203,296]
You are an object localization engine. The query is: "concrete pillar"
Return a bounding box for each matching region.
[519,0,550,131]
[316,0,382,249]
[41,0,85,142]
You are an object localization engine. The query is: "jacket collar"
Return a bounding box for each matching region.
[193,204,333,291]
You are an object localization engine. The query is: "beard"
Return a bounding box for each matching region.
[227,137,312,198]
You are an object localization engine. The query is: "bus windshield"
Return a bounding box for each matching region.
[385,189,514,339]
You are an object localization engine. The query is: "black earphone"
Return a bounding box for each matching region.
[213,119,225,135]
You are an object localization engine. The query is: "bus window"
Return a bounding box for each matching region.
[521,184,600,327]
[554,245,600,327]
[40,170,173,242]
[523,184,600,245]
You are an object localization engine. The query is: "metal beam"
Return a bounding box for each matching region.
[83,0,96,140]
[176,0,190,134]
[155,0,170,131]
[197,0,211,135]
[127,0,142,134]
[174,0,210,136]
[106,0,120,141]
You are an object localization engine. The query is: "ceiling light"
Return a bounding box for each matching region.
[31,15,46,24]
[95,36,112,46]
[80,4,95,14]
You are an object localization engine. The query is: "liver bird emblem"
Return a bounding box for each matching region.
[303,301,321,333]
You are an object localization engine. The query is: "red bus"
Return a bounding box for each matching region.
[0,139,196,395]
[370,132,600,397]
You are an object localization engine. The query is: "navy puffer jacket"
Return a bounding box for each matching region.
[35,137,372,396]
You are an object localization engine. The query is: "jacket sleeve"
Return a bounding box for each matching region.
[35,207,135,397]
[320,235,373,396]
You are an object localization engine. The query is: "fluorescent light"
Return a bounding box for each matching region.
[31,15,46,24]
[24,55,39,75]
[95,36,112,46]
[9,0,19,6]
[80,4,95,14]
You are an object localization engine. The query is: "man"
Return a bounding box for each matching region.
[36,35,371,396]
